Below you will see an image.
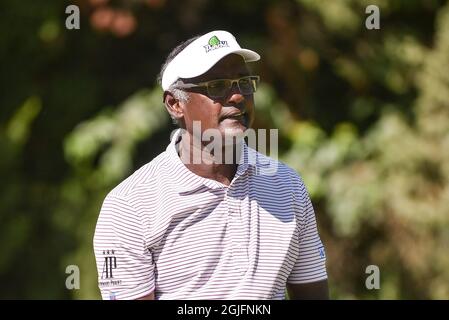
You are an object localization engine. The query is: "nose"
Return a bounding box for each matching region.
[225,82,245,105]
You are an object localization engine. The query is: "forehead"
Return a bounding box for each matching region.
[191,54,250,82]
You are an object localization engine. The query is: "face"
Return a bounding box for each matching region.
[175,54,256,141]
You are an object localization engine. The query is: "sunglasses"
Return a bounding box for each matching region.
[172,76,260,99]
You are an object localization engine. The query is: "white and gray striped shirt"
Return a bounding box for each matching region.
[93,129,327,300]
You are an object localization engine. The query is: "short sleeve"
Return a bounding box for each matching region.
[287,176,328,284]
[93,193,154,300]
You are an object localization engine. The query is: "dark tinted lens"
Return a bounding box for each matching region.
[238,77,254,94]
[207,80,230,97]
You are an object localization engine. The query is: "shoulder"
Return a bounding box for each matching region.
[107,151,170,200]
[249,147,306,189]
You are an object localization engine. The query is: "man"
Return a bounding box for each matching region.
[93,30,329,300]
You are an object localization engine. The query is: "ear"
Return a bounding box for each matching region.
[163,91,184,122]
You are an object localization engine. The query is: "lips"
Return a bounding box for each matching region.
[220,107,247,121]
[222,111,246,120]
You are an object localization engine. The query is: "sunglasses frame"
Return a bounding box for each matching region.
[171,75,260,99]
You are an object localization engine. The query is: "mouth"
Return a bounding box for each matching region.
[220,110,247,122]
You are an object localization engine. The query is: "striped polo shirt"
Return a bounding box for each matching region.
[93,129,327,300]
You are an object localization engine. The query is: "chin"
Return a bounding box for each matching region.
[221,126,247,146]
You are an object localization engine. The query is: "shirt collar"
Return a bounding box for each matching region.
[166,129,253,193]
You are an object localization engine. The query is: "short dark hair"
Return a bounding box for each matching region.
[158,35,201,86]
[158,35,200,128]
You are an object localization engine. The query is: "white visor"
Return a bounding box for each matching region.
[161,30,260,91]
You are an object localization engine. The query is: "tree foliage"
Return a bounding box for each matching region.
[0,0,448,299]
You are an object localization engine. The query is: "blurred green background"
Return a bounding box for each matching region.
[0,0,448,299]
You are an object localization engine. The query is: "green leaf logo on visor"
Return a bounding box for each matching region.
[208,36,220,46]
[204,35,229,53]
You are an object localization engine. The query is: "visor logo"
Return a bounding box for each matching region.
[204,35,229,53]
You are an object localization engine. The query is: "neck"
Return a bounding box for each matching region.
[178,131,243,186]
